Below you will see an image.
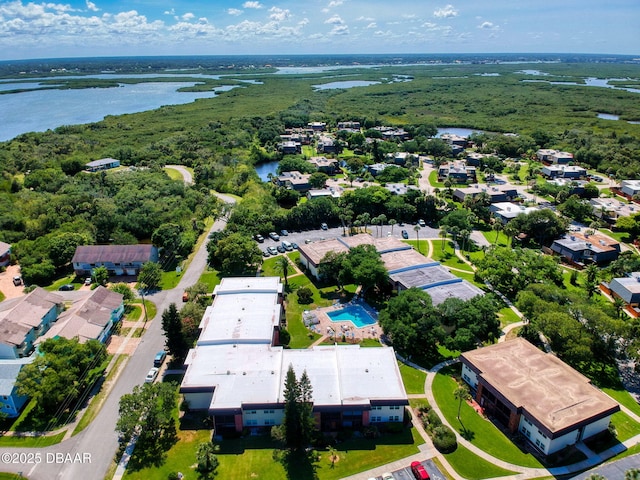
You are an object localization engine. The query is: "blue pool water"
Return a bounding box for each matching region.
[327,305,377,328]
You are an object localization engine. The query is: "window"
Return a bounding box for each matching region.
[248,410,257,415]
[391,405,400,410]
[264,419,274,425]
[264,409,274,414]
[372,406,381,410]
[246,419,257,426]
[391,415,400,422]
[371,416,381,422]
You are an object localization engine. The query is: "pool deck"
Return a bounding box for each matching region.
[305,297,383,343]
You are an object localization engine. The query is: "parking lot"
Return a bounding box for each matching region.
[369,459,445,480]
[258,223,441,257]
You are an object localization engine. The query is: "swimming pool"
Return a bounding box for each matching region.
[327,305,377,328]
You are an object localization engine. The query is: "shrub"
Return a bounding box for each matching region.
[297,286,313,304]
[426,409,442,430]
[432,425,457,453]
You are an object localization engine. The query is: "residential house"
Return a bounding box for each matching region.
[372,126,410,142]
[384,183,419,196]
[278,140,301,155]
[71,244,159,277]
[387,152,417,166]
[551,151,574,164]
[438,162,476,183]
[179,277,408,434]
[541,165,587,180]
[0,241,10,267]
[489,202,540,224]
[40,286,124,344]
[440,133,468,148]
[550,231,620,266]
[590,197,638,224]
[453,185,519,204]
[317,135,337,154]
[465,152,495,167]
[84,158,121,172]
[308,122,326,132]
[277,171,311,192]
[0,287,64,359]
[381,249,484,305]
[605,273,640,317]
[461,338,619,456]
[536,149,558,162]
[337,121,361,131]
[308,156,339,174]
[367,163,390,177]
[548,178,587,196]
[306,188,342,200]
[619,180,640,199]
[0,357,34,417]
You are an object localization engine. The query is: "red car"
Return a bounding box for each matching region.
[410,461,430,480]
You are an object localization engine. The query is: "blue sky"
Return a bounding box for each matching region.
[0,0,638,60]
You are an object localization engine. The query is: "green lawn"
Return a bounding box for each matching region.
[159,268,183,290]
[428,170,445,187]
[610,411,640,442]
[404,239,430,257]
[44,273,77,291]
[603,388,640,417]
[498,306,522,327]
[598,228,631,243]
[198,268,221,292]
[124,427,424,480]
[443,444,517,480]
[481,230,511,247]
[432,368,543,468]
[0,431,65,447]
[398,362,427,394]
[431,240,474,272]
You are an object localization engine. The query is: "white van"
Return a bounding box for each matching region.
[282,241,293,251]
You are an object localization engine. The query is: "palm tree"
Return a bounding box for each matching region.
[439,228,448,250]
[414,225,421,253]
[371,216,380,237]
[613,297,626,319]
[389,218,398,235]
[459,229,470,253]
[454,384,471,421]
[274,255,291,287]
[492,221,503,245]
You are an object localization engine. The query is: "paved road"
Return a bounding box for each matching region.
[165,164,193,185]
[1,195,235,480]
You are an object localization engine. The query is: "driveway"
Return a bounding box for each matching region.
[0,264,26,300]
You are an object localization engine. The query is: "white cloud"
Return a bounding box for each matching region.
[433,5,458,18]
[243,1,263,9]
[269,7,290,22]
[86,1,100,12]
[329,24,349,35]
[366,22,377,29]
[356,16,374,22]
[328,0,343,7]
[182,12,195,21]
[478,21,498,30]
[325,14,344,25]
[298,18,309,26]
[164,8,175,15]
[227,8,243,16]
[402,14,416,19]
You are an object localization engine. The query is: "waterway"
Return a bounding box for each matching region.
[255,161,280,182]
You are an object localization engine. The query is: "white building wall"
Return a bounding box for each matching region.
[461,363,478,389]
[242,408,285,427]
[184,392,214,410]
[581,415,612,440]
[369,405,403,423]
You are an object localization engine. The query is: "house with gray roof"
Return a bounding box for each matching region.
[0,357,34,417]
[0,241,10,267]
[0,287,63,359]
[84,158,120,172]
[550,231,620,266]
[71,244,158,277]
[41,286,124,344]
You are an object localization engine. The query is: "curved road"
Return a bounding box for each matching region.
[1,188,235,479]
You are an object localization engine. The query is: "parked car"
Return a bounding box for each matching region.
[153,351,167,367]
[320,222,328,230]
[267,246,278,255]
[12,276,22,286]
[145,367,159,383]
[381,473,394,480]
[84,277,92,286]
[280,229,289,236]
[304,239,312,244]
[401,230,409,239]
[269,232,280,241]
[263,249,271,257]
[182,291,189,302]
[291,242,299,250]
[282,241,293,251]
[58,284,75,291]
[418,219,426,227]
[410,461,430,480]
[255,234,265,243]
[276,245,285,253]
